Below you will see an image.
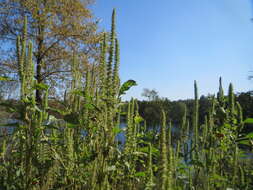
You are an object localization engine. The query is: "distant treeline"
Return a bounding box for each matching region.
[2,91,253,130]
[135,91,253,128]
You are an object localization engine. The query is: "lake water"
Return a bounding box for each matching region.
[1,120,252,159]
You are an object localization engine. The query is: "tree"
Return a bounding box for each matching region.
[199,95,212,124]
[141,88,159,101]
[169,101,186,125]
[0,0,100,104]
[237,91,253,119]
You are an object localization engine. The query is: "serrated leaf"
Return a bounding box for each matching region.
[119,80,137,96]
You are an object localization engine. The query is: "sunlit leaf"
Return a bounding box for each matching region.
[119,80,137,96]
[210,174,227,182]
[135,172,146,177]
[120,111,127,116]
[113,126,122,134]
[244,118,253,124]
[84,103,94,110]
[134,115,144,124]
[33,83,49,91]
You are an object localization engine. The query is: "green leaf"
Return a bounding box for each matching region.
[47,107,66,116]
[33,83,49,91]
[113,126,122,134]
[0,76,15,81]
[236,136,252,145]
[0,102,18,112]
[71,89,85,97]
[239,140,251,146]
[244,118,253,124]
[139,146,159,155]
[119,80,137,96]
[246,132,253,138]
[71,90,93,102]
[134,115,144,124]
[84,103,94,110]
[134,172,146,177]
[34,105,42,112]
[210,174,227,182]
[0,122,19,127]
[237,132,253,146]
[120,111,127,116]
[83,103,101,113]
[66,122,78,128]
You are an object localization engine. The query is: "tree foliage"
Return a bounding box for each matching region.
[141,88,159,101]
[0,0,100,103]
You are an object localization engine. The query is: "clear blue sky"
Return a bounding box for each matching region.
[91,0,253,100]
